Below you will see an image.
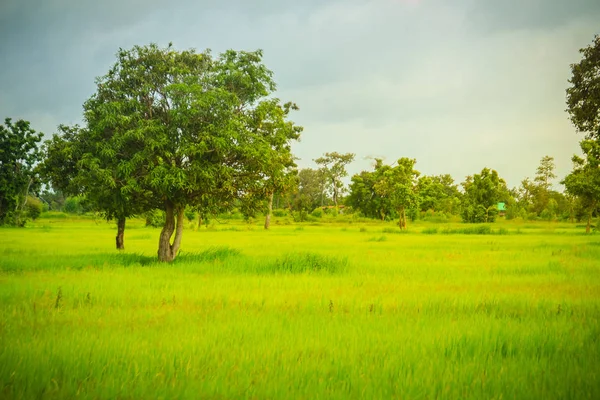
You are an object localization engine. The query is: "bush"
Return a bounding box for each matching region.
[145,210,165,227]
[63,197,83,214]
[422,227,438,234]
[311,208,323,218]
[273,209,287,218]
[25,196,43,221]
[184,208,196,222]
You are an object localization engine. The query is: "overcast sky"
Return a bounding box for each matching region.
[1,0,599,189]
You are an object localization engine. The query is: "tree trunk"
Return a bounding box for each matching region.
[157,201,185,262]
[116,217,125,250]
[264,192,274,230]
[196,214,202,231]
[586,211,592,234]
[398,207,406,230]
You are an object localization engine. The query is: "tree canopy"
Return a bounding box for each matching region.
[562,140,600,233]
[566,35,600,140]
[59,43,301,261]
[0,118,43,226]
[314,152,355,208]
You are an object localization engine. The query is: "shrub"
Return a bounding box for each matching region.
[273,209,287,218]
[311,208,323,218]
[25,196,43,221]
[422,227,438,234]
[145,210,165,227]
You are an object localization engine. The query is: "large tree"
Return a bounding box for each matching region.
[0,118,43,226]
[562,140,600,233]
[566,35,600,140]
[314,152,355,208]
[84,44,299,261]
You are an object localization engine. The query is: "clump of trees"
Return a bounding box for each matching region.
[2,35,599,238]
[42,44,301,261]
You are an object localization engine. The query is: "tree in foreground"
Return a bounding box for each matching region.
[0,118,43,226]
[461,168,508,223]
[562,140,600,233]
[314,152,355,209]
[84,44,300,261]
[566,35,600,140]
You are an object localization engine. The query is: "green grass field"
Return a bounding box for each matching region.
[1,217,599,399]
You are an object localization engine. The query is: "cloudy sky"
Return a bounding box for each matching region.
[1,0,599,189]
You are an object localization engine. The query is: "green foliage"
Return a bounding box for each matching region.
[0,118,43,225]
[24,196,42,221]
[184,208,196,222]
[566,35,600,140]
[461,168,508,223]
[562,139,600,232]
[1,220,600,399]
[272,209,288,218]
[310,208,323,218]
[314,152,355,207]
[45,44,300,260]
[417,174,461,215]
[63,196,84,214]
[374,158,420,230]
[145,210,165,228]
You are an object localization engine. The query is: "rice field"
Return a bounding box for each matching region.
[1,216,599,399]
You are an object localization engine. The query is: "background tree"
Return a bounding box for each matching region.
[0,118,43,226]
[566,35,600,140]
[294,168,328,211]
[562,140,600,233]
[314,152,355,208]
[461,168,508,223]
[347,159,393,220]
[417,174,461,215]
[373,158,420,230]
[241,100,302,230]
[84,44,299,261]
[42,124,153,250]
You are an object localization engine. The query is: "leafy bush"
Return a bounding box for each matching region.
[145,210,165,227]
[184,208,196,222]
[25,196,43,221]
[273,209,287,218]
[311,208,323,218]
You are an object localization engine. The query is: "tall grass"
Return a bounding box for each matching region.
[0,218,599,399]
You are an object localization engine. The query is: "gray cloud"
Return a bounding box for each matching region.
[1,0,598,188]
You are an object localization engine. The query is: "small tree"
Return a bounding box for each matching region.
[347,159,394,221]
[374,158,420,230]
[0,118,43,226]
[314,152,355,208]
[42,125,152,250]
[562,140,600,233]
[461,168,507,223]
